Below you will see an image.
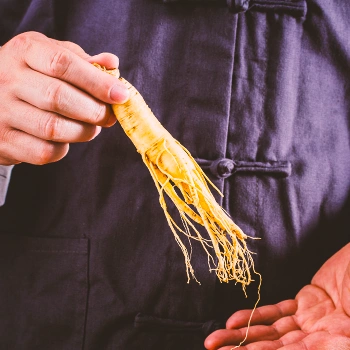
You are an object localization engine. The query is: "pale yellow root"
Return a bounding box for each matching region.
[94,63,259,285]
[108,75,257,288]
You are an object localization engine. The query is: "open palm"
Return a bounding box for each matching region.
[205,243,350,350]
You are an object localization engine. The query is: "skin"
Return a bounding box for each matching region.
[205,243,350,350]
[0,31,129,165]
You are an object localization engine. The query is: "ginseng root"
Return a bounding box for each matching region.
[95,64,259,291]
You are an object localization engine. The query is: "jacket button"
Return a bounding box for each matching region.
[210,159,235,178]
[226,0,250,13]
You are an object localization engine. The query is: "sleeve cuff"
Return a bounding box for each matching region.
[0,165,14,206]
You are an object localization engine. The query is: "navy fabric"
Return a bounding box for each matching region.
[0,0,349,349]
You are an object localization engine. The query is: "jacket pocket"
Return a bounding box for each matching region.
[0,235,89,350]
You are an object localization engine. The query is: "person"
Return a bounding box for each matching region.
[205,243,350,349]
[0,0,349,349]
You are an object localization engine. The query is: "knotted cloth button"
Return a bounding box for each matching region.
[226,0,250,13]
[210,159,235,178]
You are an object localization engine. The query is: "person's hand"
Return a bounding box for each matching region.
[205,243,350,350]
[0,31,129,165]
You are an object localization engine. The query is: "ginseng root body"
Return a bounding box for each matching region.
[111,77,256,288]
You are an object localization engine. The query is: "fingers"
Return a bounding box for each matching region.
[53,38,120,68]
[205,326,279,350]
[205,324,350,350]
[216,340,284,350]
[87,53,120,70]
[0,128,69,165]
[278,330,308,347]
[13,32,129,104]
[2,99,101,143]
[50,40,120,76]
[205,300,299,350]
[222,332,350,350]
[47,40,120,75]
[205,317,299,350]
[206,330,307,350]
[12,68,115,127]
[0,31,125,164]
[50,39,91,60]
[226,300,297,329]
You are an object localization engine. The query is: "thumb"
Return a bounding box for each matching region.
[87,52,119,68]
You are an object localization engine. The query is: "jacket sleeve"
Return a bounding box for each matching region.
[0,46,14,207]
[0,165,14,206]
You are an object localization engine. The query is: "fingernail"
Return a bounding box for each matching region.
[105,114,116,127]
[110,83,130,103]
[92,126,102,139]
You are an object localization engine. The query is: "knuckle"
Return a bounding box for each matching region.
[0,128,21,164]
[91,103,107,125]
[45,82,67,112]
[23,31,44,41]
[23,31,43,39]
[49,50,72,78]
[9,33,31,49]
[36,142,60,165]
[8,32,41,52]
[0,126,15,144]
[39,113,62,141]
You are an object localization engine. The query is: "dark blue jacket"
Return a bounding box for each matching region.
[0,0,349,349]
